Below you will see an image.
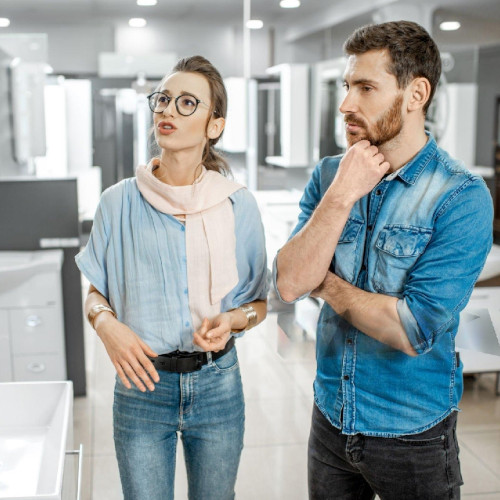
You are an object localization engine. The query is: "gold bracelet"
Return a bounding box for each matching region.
[87,304,117,330]
[237,304,258,332]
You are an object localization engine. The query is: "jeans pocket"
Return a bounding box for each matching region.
[394,414,455,447]
[394,434,445,447]
[212,347,239,373]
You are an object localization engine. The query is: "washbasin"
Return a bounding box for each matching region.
[0,381,73,500]
[0,251,63,296]
[0,251,62,273]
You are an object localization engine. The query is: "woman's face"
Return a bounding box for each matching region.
[152,71,224,157]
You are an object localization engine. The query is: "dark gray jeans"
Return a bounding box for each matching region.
[308,404,463,500]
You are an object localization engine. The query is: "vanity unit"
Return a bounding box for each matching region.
[0,381,81,500]
[0,250,66,382]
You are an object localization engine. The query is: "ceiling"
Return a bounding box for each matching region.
[1,0,500,48]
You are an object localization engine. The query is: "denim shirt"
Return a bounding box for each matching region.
[274,135,493,436]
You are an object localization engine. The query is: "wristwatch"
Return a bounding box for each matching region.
[87,304,117,330]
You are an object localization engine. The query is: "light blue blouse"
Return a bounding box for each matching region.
[75,178,269,354]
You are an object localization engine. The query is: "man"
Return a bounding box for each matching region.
[274,21,493,499]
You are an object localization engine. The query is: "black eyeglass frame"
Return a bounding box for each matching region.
[147,91,212,117]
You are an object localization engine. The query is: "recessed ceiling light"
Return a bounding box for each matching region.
[246,19,264,29]
[137,0,157,5]
[129,18,147,28]
[280,0,301,8]
[439,21,461,31]
[0,18,11,28]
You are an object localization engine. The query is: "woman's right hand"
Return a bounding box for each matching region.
[95,316,160,392]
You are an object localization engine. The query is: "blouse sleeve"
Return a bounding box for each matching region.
[221,189,269,317]
[74,197,111,299]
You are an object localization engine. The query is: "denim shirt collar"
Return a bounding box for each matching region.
[389,132,437,185]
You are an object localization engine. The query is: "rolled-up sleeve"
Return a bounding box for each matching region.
[272,160,323,304]
[75,200,110,299]
[399,179,493,354]
[222,190,269,323]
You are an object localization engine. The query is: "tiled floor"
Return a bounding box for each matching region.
[74,306,500,499]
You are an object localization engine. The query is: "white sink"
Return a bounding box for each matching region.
[0,381,73,500]
[0,250,63,295]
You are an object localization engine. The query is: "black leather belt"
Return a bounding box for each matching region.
[150,337,235,374]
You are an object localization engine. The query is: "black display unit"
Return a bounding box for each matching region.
[0,177,86,396]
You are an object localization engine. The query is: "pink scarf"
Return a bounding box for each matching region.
[136,160,244,329]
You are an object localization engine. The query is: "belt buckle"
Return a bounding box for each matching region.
[193,355,204,372]
[178,353,204,373]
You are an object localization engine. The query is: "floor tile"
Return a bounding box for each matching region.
[244,397,312,447]
[174,440,188,498]
[459,440,500,495]
[78,455,93,500]
[459,375,500,433]
[92,454,122,500]
[73,395,92,453]
[460,431,500,480]
[74,276,500,499]
[92,401,115,455]
[236,444,308,500]
[462,494,500,498]
[239,344,307,401]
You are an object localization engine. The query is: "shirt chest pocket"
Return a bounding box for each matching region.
[373,225,432,295]
[333,217,364,283]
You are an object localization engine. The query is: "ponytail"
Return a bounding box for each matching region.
[202,139,230,176]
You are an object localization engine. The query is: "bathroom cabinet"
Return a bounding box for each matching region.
[0,250,66,382]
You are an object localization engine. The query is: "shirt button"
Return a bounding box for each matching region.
[361,264,366,271]
[185,321,189,327]
[367,225,373,231]
[376,189,382,196]
[181,226,185,232]
[343,375,350,381]
[184,288,188,294]
[347,339,353,345]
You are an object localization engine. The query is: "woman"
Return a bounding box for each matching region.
[76,55,268,500]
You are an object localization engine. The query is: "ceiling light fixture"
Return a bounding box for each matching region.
[0,18,11,28]
[137,0,157,5]
[439,21,461,31]
[246,19,264,29]
[129,18,147,27]
[280,0,301,8]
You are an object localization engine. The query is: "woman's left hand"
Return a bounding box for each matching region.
[193,314,232,352]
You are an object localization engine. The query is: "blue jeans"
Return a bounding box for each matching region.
[113,346,245,500]
[308,404,463,500]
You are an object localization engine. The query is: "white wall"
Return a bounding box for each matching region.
[1,23,114,74]
[115,21,271,78]
[1,19,273,78]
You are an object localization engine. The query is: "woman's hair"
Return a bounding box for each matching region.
[343,21,441,115]
[151,55,230,176]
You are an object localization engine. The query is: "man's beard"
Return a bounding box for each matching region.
[344,94,404,148]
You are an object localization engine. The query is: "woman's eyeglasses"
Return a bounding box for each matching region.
[147,92,211,116]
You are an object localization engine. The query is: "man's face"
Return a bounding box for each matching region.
[340,49,405,148]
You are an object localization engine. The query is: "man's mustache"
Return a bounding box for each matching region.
[344,114,366,128]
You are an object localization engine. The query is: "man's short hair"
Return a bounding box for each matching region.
[343,21,441,114]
